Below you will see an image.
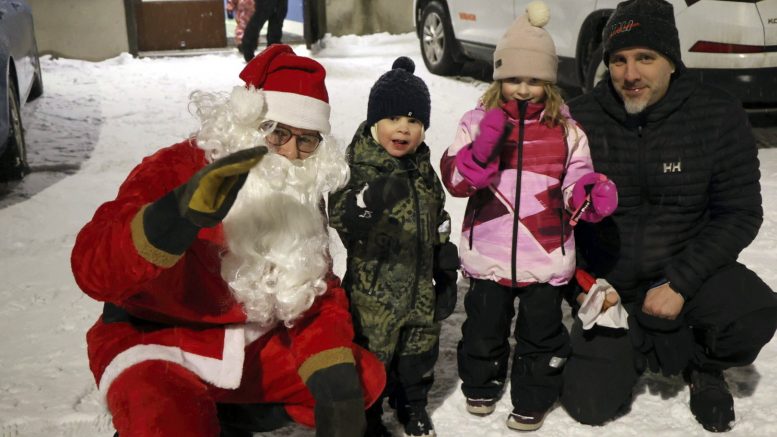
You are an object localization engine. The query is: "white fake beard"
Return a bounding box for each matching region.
[220,153,331,327]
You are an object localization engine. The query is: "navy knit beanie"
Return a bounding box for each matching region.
[367,57,431,129]
[602,0,684,70]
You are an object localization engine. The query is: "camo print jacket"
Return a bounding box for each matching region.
[328,123,451,318]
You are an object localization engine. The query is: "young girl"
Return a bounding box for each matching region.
[439,1,617,432]
[329,57,458,437]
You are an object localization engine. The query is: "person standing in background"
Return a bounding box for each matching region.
[226,0,256,49]
[241,0,289,62]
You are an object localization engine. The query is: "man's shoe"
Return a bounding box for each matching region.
[402,405,435,437]
[686,367,735,432]
[465,397,497,416]
[506,409,548,432]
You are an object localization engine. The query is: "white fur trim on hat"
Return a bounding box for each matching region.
[263,90,331,134]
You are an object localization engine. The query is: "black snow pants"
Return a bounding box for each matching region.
[241,0,289,60]
[560,262,777,425]
[457,279,571,412]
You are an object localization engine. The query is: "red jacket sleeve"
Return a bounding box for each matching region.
[71,140,206,303]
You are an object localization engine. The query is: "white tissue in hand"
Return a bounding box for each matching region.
[578,279,629,330]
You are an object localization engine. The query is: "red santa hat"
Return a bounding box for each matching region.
[239,44,331,134]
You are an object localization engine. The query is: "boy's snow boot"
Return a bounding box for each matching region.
[685,367,735,432]
[401,404,435,437]
[505,408,548,432]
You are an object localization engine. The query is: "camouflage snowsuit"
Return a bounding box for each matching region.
[328,123,451,404]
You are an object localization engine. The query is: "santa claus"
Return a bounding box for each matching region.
[71,44,385,437]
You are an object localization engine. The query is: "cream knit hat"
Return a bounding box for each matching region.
[493,1,557,83]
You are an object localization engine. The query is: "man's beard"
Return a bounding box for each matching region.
[220,153,331,327]
[624,97,649,115]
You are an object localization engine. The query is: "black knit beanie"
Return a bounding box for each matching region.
[367,57,431,129]
[602,0,684,70]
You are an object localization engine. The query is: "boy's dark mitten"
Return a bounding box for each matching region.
[362,176,409,212]
[433,241,459,321]
[141,146,267,256]
[342,176,408,234]
[306,363,366,437]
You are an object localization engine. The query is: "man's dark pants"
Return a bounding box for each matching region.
[560,263,777,425]
[242,0,289,60]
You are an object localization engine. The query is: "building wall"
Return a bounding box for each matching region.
[326,0,413,36]
[27,0,414,61]
[28,0,130,61]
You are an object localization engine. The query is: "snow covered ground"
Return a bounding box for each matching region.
[1,32,776,437]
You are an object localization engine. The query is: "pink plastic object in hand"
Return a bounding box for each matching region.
[571,173,618,223]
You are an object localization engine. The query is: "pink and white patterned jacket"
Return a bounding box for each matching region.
[440,101,594,287]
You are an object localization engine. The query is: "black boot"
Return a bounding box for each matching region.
[216,402,290,435]
[241,40,257,63]
[400,404,435,437]
[365,402,392,437]
[685,367,735,432]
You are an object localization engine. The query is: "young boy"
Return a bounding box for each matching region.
[328,57,458,437]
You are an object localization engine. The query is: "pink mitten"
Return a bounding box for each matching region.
[571,173,618,223]
[471,108,509,165]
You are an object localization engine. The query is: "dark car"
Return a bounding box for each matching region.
[0,0,42,181]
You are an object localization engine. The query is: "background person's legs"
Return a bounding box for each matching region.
[266,0,289,45]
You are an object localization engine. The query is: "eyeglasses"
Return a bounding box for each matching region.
[260,121,322,154]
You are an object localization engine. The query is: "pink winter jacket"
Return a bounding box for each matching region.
[440,102,594,287]
[227,0,255,45]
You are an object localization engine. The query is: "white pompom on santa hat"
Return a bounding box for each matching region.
[237,44,331,134]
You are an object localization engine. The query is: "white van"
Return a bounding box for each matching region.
[414,0,777,112]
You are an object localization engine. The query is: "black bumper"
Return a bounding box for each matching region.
[685,67,777,112]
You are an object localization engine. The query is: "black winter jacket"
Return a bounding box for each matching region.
[569,73,763,303]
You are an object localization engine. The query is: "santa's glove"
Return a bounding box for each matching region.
[140,146,266,257]
[470,107,512,167]
[570,172,618,223]
[306,363,367,437]
[343,176,408,232]
[433,241,460,321]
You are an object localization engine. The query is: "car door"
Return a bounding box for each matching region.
[757,1,777,52]
[515,0,597,59]
[448,0,517,47]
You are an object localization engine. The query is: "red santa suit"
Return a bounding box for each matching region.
[72,139,385,435]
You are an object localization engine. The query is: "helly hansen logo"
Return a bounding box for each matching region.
[609,20,641,39]
[663,161,682,173]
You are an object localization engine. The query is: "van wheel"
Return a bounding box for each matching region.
[0,80,29,181]
[419,1,462,75]
[584,44,607,92]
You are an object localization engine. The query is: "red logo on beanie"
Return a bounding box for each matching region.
[609,20,641,40]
